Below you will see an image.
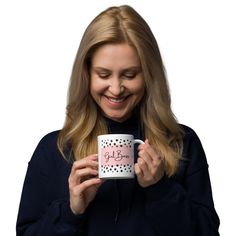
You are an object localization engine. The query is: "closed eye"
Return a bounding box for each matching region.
[121,67,142,79]
[98,73,110,79]
[123,73,137,79]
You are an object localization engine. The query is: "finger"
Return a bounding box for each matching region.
[137,157,149,176]
[142,144,164,177]
[135,163,147,187]
[71,178,102,196]
[137,143,146,151]
[72,160,98,176]
[78,178,102,195]
[137,139,153,152]
[69,168,98,188]
[143,140,163,162]
[134,163,143,178]
[75,168,98,179]
[144,141,165,177]
[138,149,153,167]
[80,177,102,190]
[71,154,98,175]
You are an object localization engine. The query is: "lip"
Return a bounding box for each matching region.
[103,95,129,106]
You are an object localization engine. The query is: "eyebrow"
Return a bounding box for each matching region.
[92,67,111,72]
[92,66,142,72]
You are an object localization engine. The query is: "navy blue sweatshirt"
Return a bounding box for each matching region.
[16,117,220,235]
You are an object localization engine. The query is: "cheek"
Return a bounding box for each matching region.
[133,85,145,104]
[136,89,145,103]
[90,77,101,95]
[134,82,145,97]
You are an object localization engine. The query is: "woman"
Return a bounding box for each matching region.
[16,5,220,235]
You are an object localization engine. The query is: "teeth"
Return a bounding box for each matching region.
[108,97,125,103]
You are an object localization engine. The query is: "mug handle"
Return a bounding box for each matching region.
[134,139,145,145]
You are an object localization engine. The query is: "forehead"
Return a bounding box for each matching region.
[91,43,140,68]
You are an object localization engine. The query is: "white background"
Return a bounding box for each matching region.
[0,0,235,235]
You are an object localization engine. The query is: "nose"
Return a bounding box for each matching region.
[108,77,124,96]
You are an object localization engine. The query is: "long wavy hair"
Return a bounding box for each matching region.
[57,5,184,176]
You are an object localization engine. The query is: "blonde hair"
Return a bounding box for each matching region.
[57,5,184,176]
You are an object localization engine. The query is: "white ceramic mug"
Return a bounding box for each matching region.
[98,134,144,179]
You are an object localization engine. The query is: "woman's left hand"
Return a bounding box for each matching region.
[134,139,165,188]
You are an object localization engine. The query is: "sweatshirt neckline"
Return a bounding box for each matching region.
[104,113,140,128]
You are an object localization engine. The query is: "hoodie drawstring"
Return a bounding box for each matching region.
[114,180,120,224]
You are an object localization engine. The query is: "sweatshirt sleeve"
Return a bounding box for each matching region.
[143,127,220,236]
[16,133,86,235]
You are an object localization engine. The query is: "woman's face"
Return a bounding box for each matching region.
[90,43,145,122]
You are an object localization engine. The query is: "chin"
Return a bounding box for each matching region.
[107,113,130,122]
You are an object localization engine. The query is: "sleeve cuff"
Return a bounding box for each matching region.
[143,175,176,201]
[61,201,86,225]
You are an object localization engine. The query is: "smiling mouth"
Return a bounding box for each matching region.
[104,95,129,104]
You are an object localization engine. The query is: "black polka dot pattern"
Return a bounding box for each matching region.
[100,164,133,174]
[101,138,132,148]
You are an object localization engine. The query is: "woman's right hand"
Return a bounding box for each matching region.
[68,154,102,215]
